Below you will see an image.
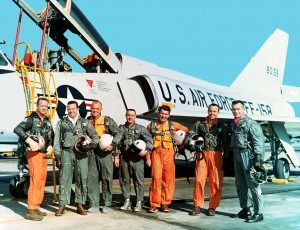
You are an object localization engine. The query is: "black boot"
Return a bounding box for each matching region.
[237,208,252,219]
[246,213,264,223]
[231,207,252,219]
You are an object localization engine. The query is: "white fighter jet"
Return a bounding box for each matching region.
[1,0,300,187]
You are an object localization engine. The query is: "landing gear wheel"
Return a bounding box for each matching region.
[17,176,30,198]
[9,176,20,197]
[275,158,290,179]
[9,175,30,198]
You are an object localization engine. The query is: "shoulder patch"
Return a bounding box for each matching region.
[105,118,110,125]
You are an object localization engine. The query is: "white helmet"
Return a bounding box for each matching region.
[173,130,186,145]
[131,140,146,154]
[189,134,204,146]
[30,135,45,150]
[75,135,92,154]
[99,134,113,150]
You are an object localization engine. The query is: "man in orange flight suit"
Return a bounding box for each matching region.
[14,97,54,221]
[147,105,188,213]
[184,103,229,216]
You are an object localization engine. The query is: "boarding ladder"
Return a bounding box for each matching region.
[14,42,59,201]
[14,42,58,124]
[12,3,59,201]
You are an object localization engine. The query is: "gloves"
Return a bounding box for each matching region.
[55,155,62,170]
[25,137,39,151]
[253,154,262,168]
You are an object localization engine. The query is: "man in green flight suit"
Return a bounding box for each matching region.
[230,100,265,223]
[87,100,123,214]
[118,109,153,212]
[54,101,99,216]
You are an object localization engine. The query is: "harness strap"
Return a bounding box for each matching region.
[150,120,174,137]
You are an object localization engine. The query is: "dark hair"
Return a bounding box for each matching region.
[208,103,219,111]
[37,97,49,105]
[158,105,171,113]
[67,100,79,108]
[231,100,245,108]
[126,108,136,114]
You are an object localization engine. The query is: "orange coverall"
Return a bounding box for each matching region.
[193,150,223,209]
[147,121,188,208]
[191,117,229,209]
[27,151,48,209]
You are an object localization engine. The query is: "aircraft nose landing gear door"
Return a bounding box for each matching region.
[117,75,159,116]
[272,123,300,179]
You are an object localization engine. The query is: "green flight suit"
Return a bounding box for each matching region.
[54,116,99,206]
[87,116,123,207]
[230,115,265,214]
[118,122,153,202]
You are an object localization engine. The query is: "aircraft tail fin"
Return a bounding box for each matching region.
[230,29,289,99]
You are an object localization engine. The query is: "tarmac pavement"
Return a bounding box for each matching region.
[1,157,300,230]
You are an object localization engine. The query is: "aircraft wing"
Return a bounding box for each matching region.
[281,85,300,102]
[283,121,300,138]
[241,114,300,138]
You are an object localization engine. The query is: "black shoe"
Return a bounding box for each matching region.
[238,208,252,219]
[246,213,264,223]
[230,208,252,219]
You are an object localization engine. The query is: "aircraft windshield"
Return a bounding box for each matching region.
[57,0,109,55]
[12,0,121,72]
[0,52,8,66]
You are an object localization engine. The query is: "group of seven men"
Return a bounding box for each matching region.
[14,98,265,224]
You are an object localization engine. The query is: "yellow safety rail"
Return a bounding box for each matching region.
[14,41,59,201]
[14,42,58,120]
